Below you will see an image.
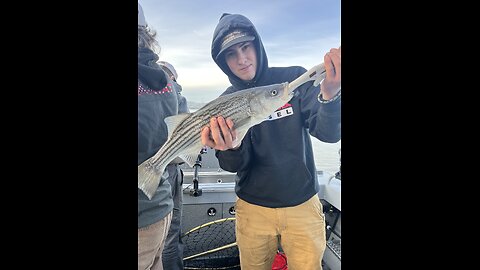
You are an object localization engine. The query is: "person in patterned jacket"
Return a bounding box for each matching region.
[137,3,189,270]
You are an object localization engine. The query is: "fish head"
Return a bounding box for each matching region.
[250,82,292,115]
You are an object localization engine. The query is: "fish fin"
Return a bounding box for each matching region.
[231,122,253,149]
[232,139,242,149]
[138,159,166,200]
[313,63,327,87]
[170,156,185,164]
[178,151,201,168]
[164,113,190,139]
[232,129,247,149]
[313,73,326,87]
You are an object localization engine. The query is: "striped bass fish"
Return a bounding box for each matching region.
[138,82,292,199]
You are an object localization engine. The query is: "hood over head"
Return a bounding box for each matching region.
[138,47,168,90]
[158,61,178,81]
[211,13,268,90]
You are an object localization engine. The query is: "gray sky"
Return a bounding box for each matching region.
[139,0,341,103]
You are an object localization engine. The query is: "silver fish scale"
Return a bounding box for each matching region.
[158,95,251,162]
[150,94,251,168]
[147,81,290,174]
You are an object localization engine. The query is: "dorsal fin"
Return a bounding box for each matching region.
[164,113,191,138]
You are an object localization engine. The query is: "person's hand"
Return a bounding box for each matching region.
[201,116,238,151]
[320,46,341,100]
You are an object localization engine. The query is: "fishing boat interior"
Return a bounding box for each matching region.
[179,147,341,270]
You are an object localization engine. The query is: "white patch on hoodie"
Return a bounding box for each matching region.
[265,103,294,121]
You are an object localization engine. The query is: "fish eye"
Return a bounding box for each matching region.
[270,90,278,96]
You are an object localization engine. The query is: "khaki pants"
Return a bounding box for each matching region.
[138,212,173,270]
[235,195,326,270]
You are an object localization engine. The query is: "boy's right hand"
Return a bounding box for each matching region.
[201,116,238,151]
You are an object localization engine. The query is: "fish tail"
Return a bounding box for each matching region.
[138,160,165,200]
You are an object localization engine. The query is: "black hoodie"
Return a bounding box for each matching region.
[211,13,341,208]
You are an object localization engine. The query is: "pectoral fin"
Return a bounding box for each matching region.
[231,124,251,149]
